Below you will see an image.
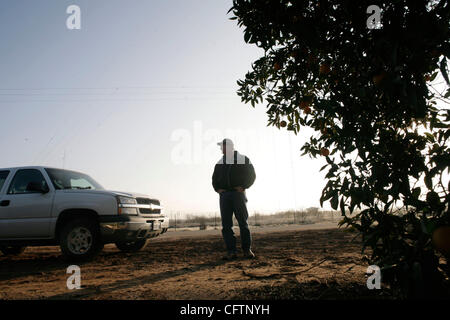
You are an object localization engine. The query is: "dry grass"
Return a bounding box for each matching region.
[170,209,342,230]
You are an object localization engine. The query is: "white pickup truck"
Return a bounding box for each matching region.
[0,166,169,261]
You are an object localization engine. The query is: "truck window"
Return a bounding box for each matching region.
[7,169,48,194]
[45,168,104,190]
[0,171,10,192]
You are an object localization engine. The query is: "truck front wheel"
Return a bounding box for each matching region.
[115,240,147,252]
[0,246,26,256]
[59,218,103,261]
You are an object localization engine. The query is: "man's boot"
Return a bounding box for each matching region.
[243,249,255,259]
[222,251,237,260]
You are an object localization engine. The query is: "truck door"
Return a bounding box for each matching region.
[0,169,54,239]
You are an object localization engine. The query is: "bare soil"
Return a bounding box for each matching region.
[0,225,393,300]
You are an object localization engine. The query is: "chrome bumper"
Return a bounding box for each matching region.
[100,216,169,243]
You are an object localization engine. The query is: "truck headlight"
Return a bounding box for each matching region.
[117,196,137,205]
[116,196,138,215]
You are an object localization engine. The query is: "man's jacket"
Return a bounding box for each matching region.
[212,151,256,192]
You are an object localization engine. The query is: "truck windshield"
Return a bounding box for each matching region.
[45,168,104,191]
[0,171,9,192]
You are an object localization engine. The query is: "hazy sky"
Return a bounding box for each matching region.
[0,0,331,216]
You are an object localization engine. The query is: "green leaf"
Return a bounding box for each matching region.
[331,193,339,210]
[244,31,251,43]
[424,132,435,143]
[440,57,449,85]
[424,174,433,190]
[340,196,346,216]
[412,187,421,199]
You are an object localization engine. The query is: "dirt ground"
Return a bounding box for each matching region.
[0,224,393,300]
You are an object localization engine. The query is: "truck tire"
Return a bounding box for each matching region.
[115,240,147,252]
[0,246,26,256]
[59,218,103,261]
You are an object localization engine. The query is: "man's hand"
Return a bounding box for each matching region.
[217,189,226,194]
[234,186,245,193]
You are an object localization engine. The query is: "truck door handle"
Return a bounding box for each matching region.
[0,200,10,207]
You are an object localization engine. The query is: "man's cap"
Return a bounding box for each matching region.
[217,138,234,147]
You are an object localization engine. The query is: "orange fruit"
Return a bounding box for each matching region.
[320,148,330,156]
[432,226,450,256]
[273,62,282,71]
[319,64,331,74]
[303,106,311,114]
[307,54,317,65]
[430,49,441,58]
[299,101,309,109]
[373,72,386,86]
[280,120,287,128]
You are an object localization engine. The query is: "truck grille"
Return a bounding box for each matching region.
[136,198,160,206]
[139,208,161,214]
[136,198,161,215]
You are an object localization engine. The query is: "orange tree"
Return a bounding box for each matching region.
[230,0,450,298]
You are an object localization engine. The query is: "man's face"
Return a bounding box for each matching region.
[220,143,233,155]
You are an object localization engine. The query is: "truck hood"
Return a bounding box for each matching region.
[60,189,157,200]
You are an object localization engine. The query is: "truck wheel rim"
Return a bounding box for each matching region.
[68,227,93,255]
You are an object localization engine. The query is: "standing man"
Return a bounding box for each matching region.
[212,138,256,260]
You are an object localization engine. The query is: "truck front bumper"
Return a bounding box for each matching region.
[99,215,169,243]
